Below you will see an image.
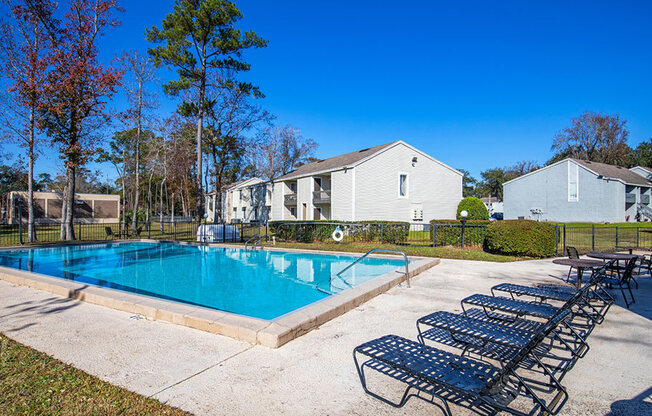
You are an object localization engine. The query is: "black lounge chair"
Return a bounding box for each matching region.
[461,294,559,321]
[491,266,615,325]
[461,260,614,329]
[420,276,601,371]
[354,310,573,416]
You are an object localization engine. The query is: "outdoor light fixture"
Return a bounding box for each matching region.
[412,156,418,167]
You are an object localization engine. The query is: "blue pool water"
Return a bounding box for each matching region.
[0,242,408,320]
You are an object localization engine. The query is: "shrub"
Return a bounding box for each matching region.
[485,220,556,258]
[456,197,489,220]
[268,220,409,244]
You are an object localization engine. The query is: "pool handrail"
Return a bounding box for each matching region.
[336,248,410,288]
[244,232,260,250]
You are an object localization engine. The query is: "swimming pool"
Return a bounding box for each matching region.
[0,242,409,320]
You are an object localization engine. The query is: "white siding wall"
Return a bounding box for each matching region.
[503,160,624,222]
[331,169,353,220]
[297,177,312,220]
[353,143,461,222]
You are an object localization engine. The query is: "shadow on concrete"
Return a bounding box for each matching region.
[606,386,652,416]
[5,322,37,332]
[0,293,82,320]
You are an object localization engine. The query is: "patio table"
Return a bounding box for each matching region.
[586,252,639,261]
[586,252,642,285]
[552,258,604,289]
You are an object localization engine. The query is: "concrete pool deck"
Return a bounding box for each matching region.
[1,257,651,415]
[0,242,438,348]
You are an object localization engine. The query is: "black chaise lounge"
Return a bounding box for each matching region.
[416,269,608,377]
[354,310,572,416]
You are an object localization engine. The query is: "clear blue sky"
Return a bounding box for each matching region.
[4,0,652,181]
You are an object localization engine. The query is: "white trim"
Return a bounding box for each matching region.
[398,172,409,198]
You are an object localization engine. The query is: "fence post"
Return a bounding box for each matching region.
[173,222,177,240]
[562,225,566,254]
[381,223,385,244]
[148,221,151,239]
[637,227,640,249]
[432,224,436,247]
[555,225,558,255]
[17,200,23,245]
[592,225,595,251]
[615,227,619,248]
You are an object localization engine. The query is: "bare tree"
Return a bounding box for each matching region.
[119,50,157,233]
[253,125,318,180]
[203,75,272,221]
[0,0,50,242]
[551,111,631,165]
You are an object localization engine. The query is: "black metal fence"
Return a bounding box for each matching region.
[555,225,652,255]
[432,223,488,248]
[0,220,266,247]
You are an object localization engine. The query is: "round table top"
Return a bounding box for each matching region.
[552,258,605,268]
[586,252,639,260]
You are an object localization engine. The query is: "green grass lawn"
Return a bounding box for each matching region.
[261,241,521,262]
[0,333,188,415]
[556,223,652,252]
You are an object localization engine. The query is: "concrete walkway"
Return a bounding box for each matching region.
[1,258,651,415]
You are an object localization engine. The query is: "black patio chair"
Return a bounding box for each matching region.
[636,254,652,276]
[601,257,637,308]
[354,310,572,416]
[105,226,115,239]
[565,246,580,282]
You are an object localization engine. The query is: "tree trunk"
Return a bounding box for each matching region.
[131,87,142,233]
[159,179,165,233]
[194,58,207,228]
[60,165,75,241]
[27,105,36,243]
[171,192,175,223]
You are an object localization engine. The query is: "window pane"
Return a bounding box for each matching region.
[399,174,407,196]
[569,182,577,199]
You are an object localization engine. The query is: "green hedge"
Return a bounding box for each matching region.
[457,197,489,220]
[485,220,556,258]
[268,220,410,244]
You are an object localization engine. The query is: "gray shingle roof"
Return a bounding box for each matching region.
[275,141,398,181]
[572,159,652,186]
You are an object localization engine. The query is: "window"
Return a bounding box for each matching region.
[239,190,243,201]
[398,173,408,198]
[290,207,296,217]
[568,163,578,202]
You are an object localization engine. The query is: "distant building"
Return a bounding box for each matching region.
[205,178,271,223]
[269,141,462,222]
[503,158,652,222]
[480,196,503,218]
[6,191,120,224]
